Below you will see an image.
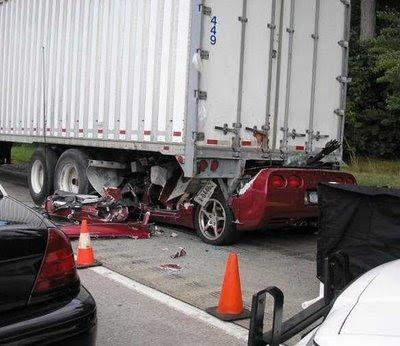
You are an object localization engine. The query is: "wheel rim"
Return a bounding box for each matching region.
[198,198,227,241]
[59,163,79,194]
[31,160,44,194]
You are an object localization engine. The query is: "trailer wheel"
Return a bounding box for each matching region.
[28,147,58,205]
[194,192,239,245]
[54,149,90,194]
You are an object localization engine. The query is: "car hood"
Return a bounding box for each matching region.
[314,259,400,346]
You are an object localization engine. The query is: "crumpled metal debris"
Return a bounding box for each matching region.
[43,158,198,239]
[45,187,131,223]
[87,166,124,196]
[170,247,187,259]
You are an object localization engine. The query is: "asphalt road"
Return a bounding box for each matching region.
[80,268,246,346]
[0,173,319,345]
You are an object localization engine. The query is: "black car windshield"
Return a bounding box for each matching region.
[0,196,48,230]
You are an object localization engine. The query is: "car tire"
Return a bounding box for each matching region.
[194,191,240,245]
[28,146,58,205]
[54,149,90,194]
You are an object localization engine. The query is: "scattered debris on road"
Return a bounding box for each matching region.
[170,232,178,238]
[170,247,187,259]
[160,264,182,271]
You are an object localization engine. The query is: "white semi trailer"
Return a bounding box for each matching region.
[0,0,355,244]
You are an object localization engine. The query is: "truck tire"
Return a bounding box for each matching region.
[54,149,90,194]
[194,192,239,245]
[28,147,58,205]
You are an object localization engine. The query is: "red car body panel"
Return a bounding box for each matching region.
[148,168,356,232]
[231,168,356,231]
[147,205,195,229]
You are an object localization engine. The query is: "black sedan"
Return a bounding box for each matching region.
[0,187,96,345]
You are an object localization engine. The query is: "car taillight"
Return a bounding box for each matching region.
[287,175,303,188]
[334,177,344,184]
[270,175,286,189]
[344,177,355,185]
[33,228,78,294]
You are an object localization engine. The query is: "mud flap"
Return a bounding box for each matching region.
[0,142,12,165]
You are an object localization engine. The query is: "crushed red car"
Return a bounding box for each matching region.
[45,166,356,245]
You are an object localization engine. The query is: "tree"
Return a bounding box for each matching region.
[373,11,400,112]
[360,0,376,39]
[346,9,400,159]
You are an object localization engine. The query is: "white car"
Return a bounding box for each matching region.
[298,259,400,346]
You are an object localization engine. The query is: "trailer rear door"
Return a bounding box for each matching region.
[197,0,350,157]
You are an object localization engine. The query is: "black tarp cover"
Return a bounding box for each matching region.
[317,183,400,281]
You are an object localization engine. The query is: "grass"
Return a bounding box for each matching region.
[344,158,400,188]
[11,144,35,164]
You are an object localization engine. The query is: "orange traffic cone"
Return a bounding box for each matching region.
[76,219,101,269]
[206,252,250,321]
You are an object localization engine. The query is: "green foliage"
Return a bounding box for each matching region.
[345,8,400,159]
[11,144,35,163]
[344,157,400,187]
[372,11,400,111]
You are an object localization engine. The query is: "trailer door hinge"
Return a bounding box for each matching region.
[336,76,352,84]
[290,129,306,140]
[215,123,239,136]
[310,131,329,141]
[262,123,270,132]
[199,5,211,16]
[246,126,268,137]
[334,109,345,117]
[195,132,205,141]
[197,49,209,60]
[195,90,207,101]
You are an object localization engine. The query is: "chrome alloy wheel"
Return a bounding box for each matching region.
[198,198,227,240]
